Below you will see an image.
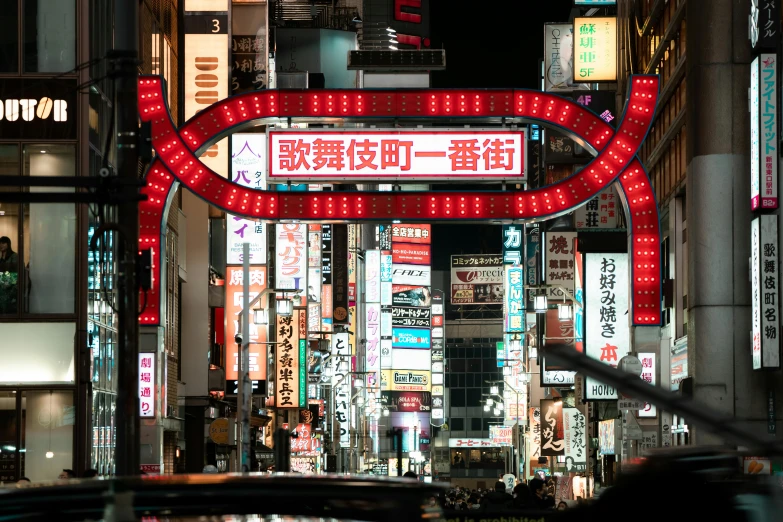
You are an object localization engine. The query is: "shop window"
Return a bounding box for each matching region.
[23,0,76,73]
[22,145,76,314]
[0,392,18,482]
[21,390,75,482]
[0,145,21,315]
[0,1,18,72]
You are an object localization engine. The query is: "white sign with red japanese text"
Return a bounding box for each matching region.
[584,253,629,400]
[544,232,576,297]
[448,438,501,448]
[268,129,526,182]
[139,353,155,418]
[331,332,351,445]
[275,224,307,299]
[489,426,514,446]
[638,352,657,417]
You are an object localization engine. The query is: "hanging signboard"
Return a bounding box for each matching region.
[544,232,576,297]
[225,266,267,383]
[750,54,779,210]
[275,224,307,299]
[332,224,349,324]
[563,407,587,472]
[275,309,306,409]
[750,0,781,52]
[139,353,155,418]
[540,399,565,456]
[268,129,526,181]
[584,253,630,399]
[502,225,523,265]
[752,215,780,369]
[638,352,657,417]
[573,17,617,82]
[331,332,351,445]
[543,24,585,91]
[392,243,431,265]
[574,187,620,229]
[391,224,431,244]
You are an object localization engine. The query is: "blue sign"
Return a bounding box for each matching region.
[380,253,392,282]
[505,267,524,333]
[392,327,431,349]
[275,184,308,191]
[575,0,615,5]
[502,225,523,265]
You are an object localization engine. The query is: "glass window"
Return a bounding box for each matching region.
[0,392,18,482]
[466,388,481,406]
[23,144,76,314]
[21,390,75,482]
[0,145,21,315]
[450,418,464,431]
[23,0,76,73]
[450,389,465,407]
[0,322,76,384]
[449,359,465,373]
[0,1,18,72]
[470,417,482,431]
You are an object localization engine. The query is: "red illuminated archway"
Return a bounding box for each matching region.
[136,76,661,328]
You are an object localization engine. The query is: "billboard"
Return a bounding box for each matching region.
[573,17,617,82]
[544,24,585,91]
[392,306,432,328]
[392,243,431,265]
[382,369,431,392]
[450,255,504,304]
[391,348,431,370]
[584,253,630,399]
[268,129,526,181]
[392,285,432,307]
[752,215,780,369]
[750,54,778,210]
[392,327,431,349]
[392,264,431,286]
[225,266,267,382]
[391,224,431,244]
[381,391,432,413]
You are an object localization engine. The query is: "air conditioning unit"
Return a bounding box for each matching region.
[276,72,309,89]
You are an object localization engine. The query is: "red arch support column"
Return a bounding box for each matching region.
[136,76,661,326]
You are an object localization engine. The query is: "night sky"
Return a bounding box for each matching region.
[426,0,574,271]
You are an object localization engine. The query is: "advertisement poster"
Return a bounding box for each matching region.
[392,285,432,307]
[451,255,504,304]
[392,327,431,349]
[381,391,432,412]
[392,306,432,328]
[391,264,431,286]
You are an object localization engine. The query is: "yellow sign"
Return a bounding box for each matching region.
[573,17,617,82]
[209,418,230,445]
[185,0,228,11]
[381,369,431,392]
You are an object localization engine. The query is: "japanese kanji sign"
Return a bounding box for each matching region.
[540,399,565,456]
[573,17,617,82]
[638,352,657,417]
[275,224,307,300]
[585,253,629,399]
[392,306,432,328]
[391,224,431,244]
[750,54,778,210]
[138,353,155,418]
[527,407,541,476]
[544,232,576,297]
[225,266,267,382]
[268,129,526,181]
[752,214,780,369]
[275,309,304,409]
[331,224,349,324]
[574,187,620,229]
[563,408,587,472]
[489,425,514,446]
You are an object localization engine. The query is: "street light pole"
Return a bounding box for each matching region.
[114,0,140,477]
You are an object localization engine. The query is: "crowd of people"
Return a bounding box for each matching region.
[442,477,580,512]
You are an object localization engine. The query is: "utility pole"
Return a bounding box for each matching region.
[113,0,141,476]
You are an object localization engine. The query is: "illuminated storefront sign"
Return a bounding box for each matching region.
[332,332,351,445]
[392,327,431,349]
[451,255,504,304]
[544,232,576,297]
[275,224,307,298]
[544,24,582,91]
[268,130,526,181]
[638,352,657,418]
[752,215,780,369]
[366,249,382,388]
[489,425,513,446]
[184,2,229,177]
[750,54,778,210]
[584,253,629,399]
[573,17,617,82]
[392,243,431,265]
[225,266,267,382]
[381,369,431,392]
[275,309,306,409]
[391,224,431,244]
[0,79,77,139]
[139,353,155,418]
[505,266,524,333]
